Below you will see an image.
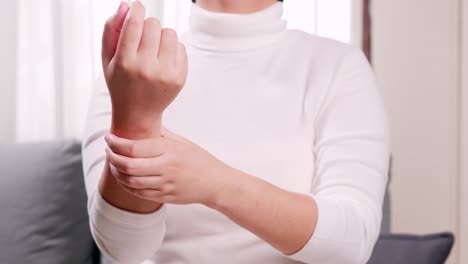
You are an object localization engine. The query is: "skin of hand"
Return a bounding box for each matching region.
[101,0,317,255]
[105,128,318,255]
[98,1,187,213]
[102,1,188,139]
[105,127,230,205]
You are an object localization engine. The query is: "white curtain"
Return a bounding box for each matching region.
[15,0,357,143]
[17,0,96,142]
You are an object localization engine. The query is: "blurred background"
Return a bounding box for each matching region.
[0,0,466,263]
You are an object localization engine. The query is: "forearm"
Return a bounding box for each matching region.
[99,115,163,213]
[209,167,318,255]
[99,162,162,213]
[89,116,167,263]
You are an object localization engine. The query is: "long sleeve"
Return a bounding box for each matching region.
[287,49,390,264]
[82,76,167,264]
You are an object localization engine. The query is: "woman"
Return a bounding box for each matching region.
[82,0,389,263]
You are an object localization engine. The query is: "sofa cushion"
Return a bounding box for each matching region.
[368,233,454,264]
[0,141,97,264]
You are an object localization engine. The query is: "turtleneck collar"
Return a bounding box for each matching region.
[184,2,287,52]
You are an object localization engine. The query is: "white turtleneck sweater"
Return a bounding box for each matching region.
[83,3,389,264]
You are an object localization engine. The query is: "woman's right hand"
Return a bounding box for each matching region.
[101,1,188,139]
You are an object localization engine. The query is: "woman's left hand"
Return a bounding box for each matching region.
[106,128,320,256]
[104,128,233,206]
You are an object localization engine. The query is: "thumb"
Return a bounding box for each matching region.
[102,2,130,66]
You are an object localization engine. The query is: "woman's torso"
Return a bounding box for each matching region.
[151,29,345,264]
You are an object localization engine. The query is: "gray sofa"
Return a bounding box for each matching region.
[0,141,454,264]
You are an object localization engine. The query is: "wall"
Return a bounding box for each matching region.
[372,0,462,263]
[0,1,17,142]
[460,0,468,263]
[351,0,363,47]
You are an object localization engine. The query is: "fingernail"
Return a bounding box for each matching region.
[104,134,110,143]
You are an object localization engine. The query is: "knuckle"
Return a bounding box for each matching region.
[114,56,134,72]
[125,15,141,28]
[158,75,172,86]
[126,177,139,188]
[136,66,154,80]
[158,72,177,86]
[161,184,174,194]
[159,185,169,194]
[122,160,136,174]
[127,142,138,157]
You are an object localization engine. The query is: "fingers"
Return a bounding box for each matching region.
[105,134,167,158]
[138,18,162,57]
[106,147,166,176]
[158,29,179,66]
[110,164,165,190]
[115,1,146,60]
[102,2,130,66]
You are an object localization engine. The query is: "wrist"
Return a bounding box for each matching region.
[111,113,163,139]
